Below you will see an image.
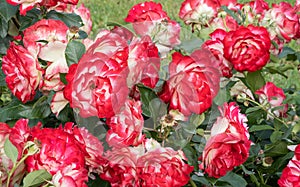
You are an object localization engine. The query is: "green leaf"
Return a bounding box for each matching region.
[218,171,247,187]
[18,8,41,31]
[191,175,210,186]
[31,96,51,119]
[4,138,18,164]
[46,10,83,28]
[270,131,283,143]
[78,30,88,39]
[221,6,242,24]
[0,68,7,86]
[265,141,289,157]
[0,98,33,122]
[0,0,18,22]
[0,17,8,38]
[249,125,274,132]
[138,84,159,117]
[245,70,265,93]
[278,47,296,59]
[182,144,199,170]
[65,40,86,66]
[148,97,167,126]
[23,169,52,187]
[176,38,203,53]
[213,87,230,106]
[0,35,12,55]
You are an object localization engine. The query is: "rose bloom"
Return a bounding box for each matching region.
[71,51,129,118]
[0,119,32,186]
[237,0,269,24]
[179,0,236,28]
[200,102,251,178]
[255,82,288,118]
[5,0,43,15]
[278,144,300,187]
[138,144,194,187]
[261,2,299,42]
[2,42,42,103]
[126,35,160,89]
[223,25,271,72]
[101,139,193,187]
[125,1,180,56]
[202,29,233,77]
[106,99,145,148]
[6,0,79,15]
[22,19,69,92]
[160,49,220,116]
[210,13,238,32]
[62,123,105,174]
[100,146,141,187]
[25,123,89,187]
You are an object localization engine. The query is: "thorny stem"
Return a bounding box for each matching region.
[242,97,289,128]
[6,154,29,187]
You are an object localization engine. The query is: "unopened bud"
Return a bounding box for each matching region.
[262,157,274,167]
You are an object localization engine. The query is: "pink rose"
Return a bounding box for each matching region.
[160,49,220,116]
[261,2,299,42]
[200,102,251,178]
[203,29,233,77]
[2,42,42,103]
[63,63,78,107]
[138,146,194,187]
[5,0,42,15]
[223,25,271,72]
[125,2,180,56]
[100,146,141,187]
[179,0,220,26]
[278,144,300,187]
[125,1,169,23]
[101,139,193,187]
[71,51,129,118]
[23,19,69,92]
[26,124,89,187]
[106,99,145,148]
[87,30,128,57]
[62,123,105,174]
[255,82,288,118]
[126,35,160,89]
[0,119,32,186]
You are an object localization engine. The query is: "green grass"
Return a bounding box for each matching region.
[79,0,296,36]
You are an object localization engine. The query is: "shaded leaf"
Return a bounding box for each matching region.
[138,84,158,117]
[249,125,274,132]
[65,40,85,66]
[191,175,210,186]
[31,96,51,119]
[265,141,289,157]
[46,10,83,28]
[0,35,12,55]
[218,172,247,187]
[246,70,265,93]
[0,17,8,38]
[0,0,18,22]
[18,8,41,31]
[4,138,18,164]
[0,98,33,122]
[0,68,6,86]
[183,144,199,170]
[23,169,52,187]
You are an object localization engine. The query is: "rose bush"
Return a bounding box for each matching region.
[0,0,299,186]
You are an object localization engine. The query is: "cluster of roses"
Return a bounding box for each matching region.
[6,0,79,15]
[2,3,92,115]
[180,0,299,77]
[1,0,300,186]
[0,119,194,186]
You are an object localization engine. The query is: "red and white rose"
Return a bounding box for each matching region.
[223,25,271,72]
